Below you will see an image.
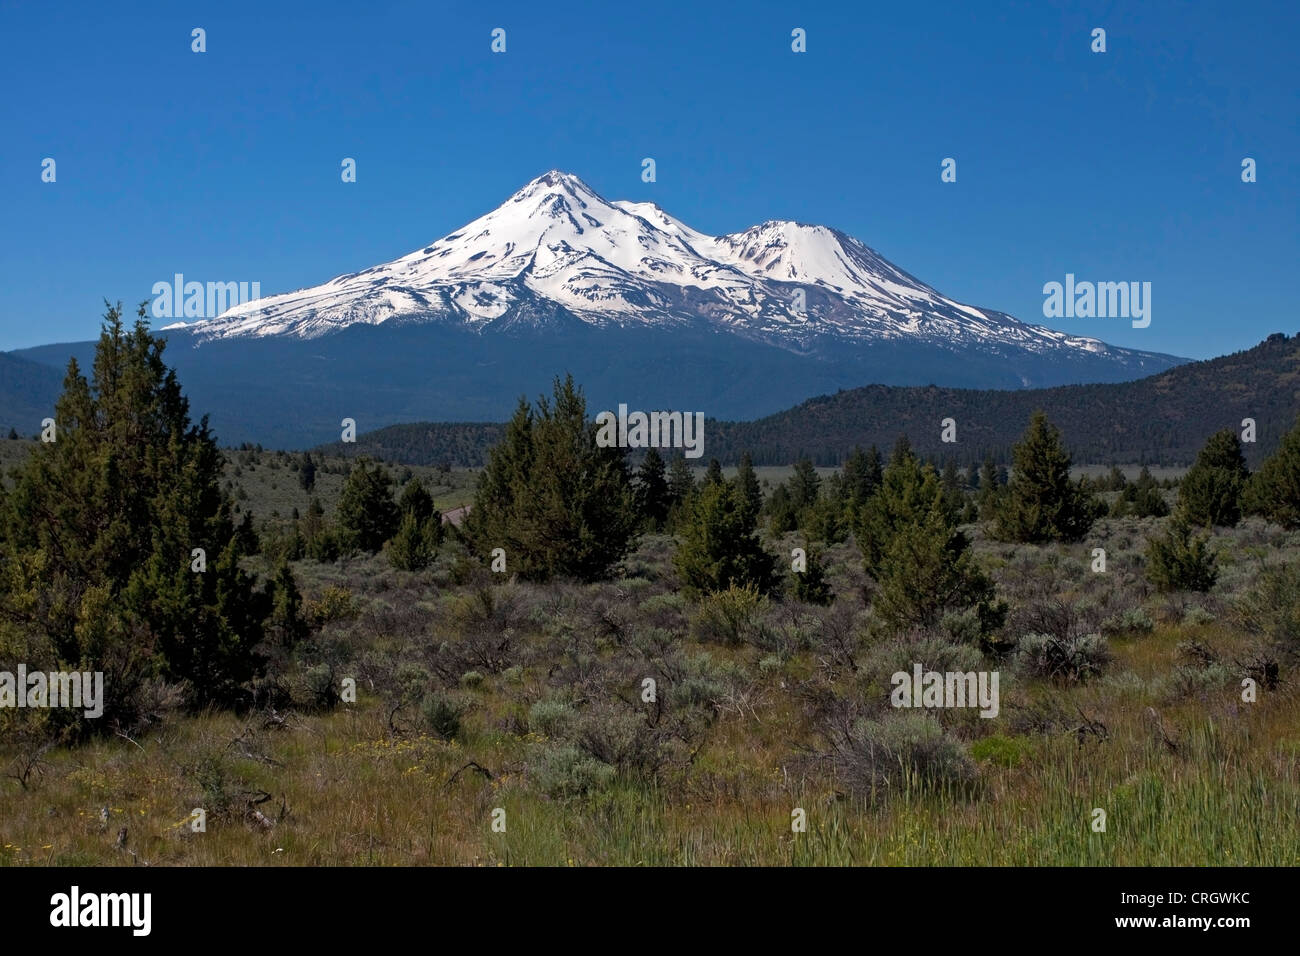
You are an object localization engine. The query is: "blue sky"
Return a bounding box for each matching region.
[1,0,1295,358]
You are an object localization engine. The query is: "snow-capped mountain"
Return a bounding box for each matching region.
[177,171,1142,367]
[0,170,1178,447]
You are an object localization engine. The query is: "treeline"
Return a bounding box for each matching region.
[314,422,503,468]
[319,332,1300,468]
[709,333,1300,467]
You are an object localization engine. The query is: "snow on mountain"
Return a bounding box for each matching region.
[186,171,1136,362]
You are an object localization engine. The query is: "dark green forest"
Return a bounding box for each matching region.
[312,332,1300,468]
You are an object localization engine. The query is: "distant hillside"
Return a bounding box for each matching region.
[322,333,1300,468]
[0,351,63,435]
[315,422,504,468]
[709,332,1300,467]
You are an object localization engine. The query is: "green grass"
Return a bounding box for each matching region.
[2,440,1296,867]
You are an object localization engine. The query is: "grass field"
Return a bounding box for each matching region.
[2,441,1294,867]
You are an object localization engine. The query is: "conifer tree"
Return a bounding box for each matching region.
[674,478,778,595]
[735,451,763,524]
[298,452,317,491]
[855,439,945,576]
[1112,465,1168,518]
[976,453,1001,519]
[0,303,271,712]
[790,539,833,605]
[336,459,400,552]
[940,458,965,515]
[765,483,798,534]
[993,411,1098,543]
[464,375,638,581]
[1246,416,1300,528]
[789,456,821,510]
[387,476,442,570]
[1177,428,1250,527]
[268,558,308,646]
[842,445,883,509]
[703,457,725,486]
[664,452,696,530]
[854,441,1001,633]
[1146,516,1218,592]
[635,447,671,530]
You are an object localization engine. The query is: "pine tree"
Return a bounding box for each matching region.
[704,458,725,487]
[464,375,638,582]
[735,451,763,523]
[789,456,821,510]
[1177,429,1250,527]
[805,491,849,544]
[977,454,1001,519]
[336,459,400,552]
[303,496,341,562]
[994,411,1098,543]
[665,452,696,530]
[463,397,533,560]
[635,447,671,530]
[674,478,778,595]
[0,303,270,713]
[1246,416,1300,528]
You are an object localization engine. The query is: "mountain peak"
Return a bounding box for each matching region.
[178,170,1179,391]
[530,169,585,188]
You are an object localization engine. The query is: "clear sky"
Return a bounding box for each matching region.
[1,0,1295,358]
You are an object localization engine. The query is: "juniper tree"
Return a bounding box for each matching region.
[388,476,442,570]
[1246,416,1300,528]
[854,441,1001,634]
[1177,429,1250,527]
[336,458,400,552]
[994,411,1098,543]
[1146,516,1218,593]
[790,540,833,606]
[298,452,317,491]
[765,482,798,534]
[464,375,638,582]
[674,477,778,596]
[842,445,883,509]
[1112,465,1169,518]
[0,303,271,713]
